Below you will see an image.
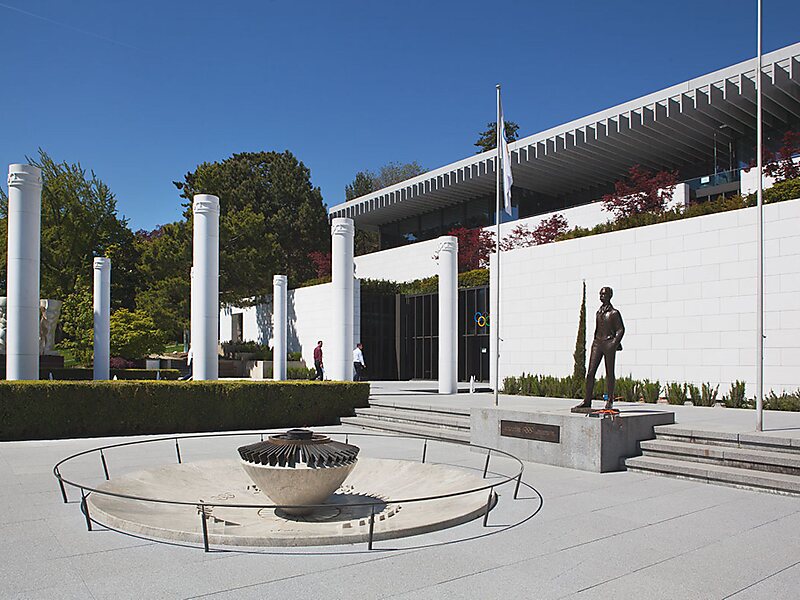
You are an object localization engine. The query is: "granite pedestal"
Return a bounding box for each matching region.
[471,404,675,472]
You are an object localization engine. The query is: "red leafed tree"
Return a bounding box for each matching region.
[308,251,331,278]
[500,214,569,250]
[602,165,678,220]
[763,130,800,181]
[435,227,495,272]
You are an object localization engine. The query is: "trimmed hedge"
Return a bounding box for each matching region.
[33,368,182,380]
[0,380,370,441]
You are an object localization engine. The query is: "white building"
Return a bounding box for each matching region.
[222,42,800,394]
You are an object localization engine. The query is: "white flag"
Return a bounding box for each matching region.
[498,96,513,216]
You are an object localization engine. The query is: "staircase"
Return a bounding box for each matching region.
[625,425,800,496]
[341,400,471,444]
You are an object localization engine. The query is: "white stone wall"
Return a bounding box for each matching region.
[491,197,800,395]
[219,280,360,371]
[354,238,441,282]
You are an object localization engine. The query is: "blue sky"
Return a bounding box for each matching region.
[1,0,798,231]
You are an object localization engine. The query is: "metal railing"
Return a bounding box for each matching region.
[53,429,527,552]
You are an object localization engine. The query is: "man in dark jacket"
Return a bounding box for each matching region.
[313,340,324,380]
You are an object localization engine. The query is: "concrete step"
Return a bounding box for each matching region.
[367,400,471,418]
[640,439,800,476]
[625,454,800,496]
[340,416,471,444]
[353,407,470,431]
[653,425,800,455]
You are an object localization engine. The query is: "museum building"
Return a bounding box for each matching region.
[222,42,800,393]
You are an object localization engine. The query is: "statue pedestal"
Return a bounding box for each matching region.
[470,405,674,472]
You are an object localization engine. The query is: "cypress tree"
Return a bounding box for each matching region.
[572,281,587,380]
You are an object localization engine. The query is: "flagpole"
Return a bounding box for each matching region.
[755,0,764,431]
[494,84,501,407]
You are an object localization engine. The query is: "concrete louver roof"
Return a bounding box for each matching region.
[329,42,800,228]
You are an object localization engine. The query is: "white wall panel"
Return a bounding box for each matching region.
[492,197,800,394]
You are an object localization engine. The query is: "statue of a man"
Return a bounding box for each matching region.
[572,286,625,412]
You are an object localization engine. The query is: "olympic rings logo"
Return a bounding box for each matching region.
[474,311,490,327]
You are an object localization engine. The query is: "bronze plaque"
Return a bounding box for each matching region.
[500,420,560,443]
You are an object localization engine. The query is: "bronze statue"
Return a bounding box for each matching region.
[572,287,625,413]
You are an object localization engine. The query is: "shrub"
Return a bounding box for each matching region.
[640,379,661,403]
[287,351,303,362]
[221,341,272,360]
[615,376,640,403]
[110,309,168,360]
[109,357,136,369]
[0,380,370,440]
[602,165,678,220]
[723,380,749,409]
[666,382,688,405]
[763,389,800,412]
[458,268,490,289]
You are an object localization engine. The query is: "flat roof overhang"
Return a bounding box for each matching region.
[329,43,800,228]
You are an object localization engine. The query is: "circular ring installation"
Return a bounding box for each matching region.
[86,456,495,547]
[55,430,524,550]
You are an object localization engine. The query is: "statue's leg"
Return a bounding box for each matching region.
[604,349,617,409]
[573,344,602,412]
[584,344,603,402]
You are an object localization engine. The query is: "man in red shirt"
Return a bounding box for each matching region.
[313,340,324,380]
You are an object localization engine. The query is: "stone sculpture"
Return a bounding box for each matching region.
[39,299,63,355]
[238,429,359,515]
[572,287,625,413]
[0,297,62,356]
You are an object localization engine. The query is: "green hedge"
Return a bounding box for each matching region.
[0,380,370,441]
[34,368,182,380]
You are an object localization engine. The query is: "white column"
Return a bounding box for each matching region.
[191,194,220,381]
[6,164,42,380]
[330,218,354,381]
[272,274,287,381]
[437,235,458,394]
[93,257,111,380]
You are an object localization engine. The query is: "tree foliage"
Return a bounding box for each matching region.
[762,130,800,182]
[475,121,520,154]
[0,150,140,307]
[572,281,587,381]
[110,309,167,360]
[57,284,94,366]
[174,151,329,303]
[344,161,426,255]
[134,222,191,339]
[602,165,678,220]
[436,227,495,272]
[500,214,569,250]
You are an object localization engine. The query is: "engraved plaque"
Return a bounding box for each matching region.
[500,420,560,443]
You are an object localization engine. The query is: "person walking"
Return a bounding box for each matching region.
[353,342,366,381]
[313,340,324,380]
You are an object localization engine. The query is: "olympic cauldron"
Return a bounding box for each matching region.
[238,429,359,515]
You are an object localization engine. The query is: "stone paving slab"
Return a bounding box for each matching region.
[1,380,799,599]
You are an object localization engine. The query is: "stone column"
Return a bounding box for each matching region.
[191,194,220,381]
[93,257,111,380]
[437,236,458,394]
[6,164,42,380]
[330,218,354,381]
[273,275,287,381]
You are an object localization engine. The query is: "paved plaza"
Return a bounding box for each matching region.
[2,381,800,599]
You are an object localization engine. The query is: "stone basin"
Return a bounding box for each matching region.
[238,429,359,515]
